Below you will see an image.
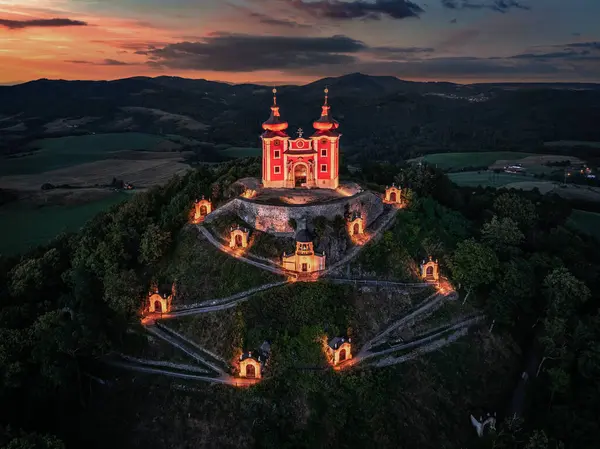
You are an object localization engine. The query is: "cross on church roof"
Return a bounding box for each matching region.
[297,128,304,138]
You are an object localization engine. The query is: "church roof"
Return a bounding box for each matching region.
[328,336,350,349]
[262,88,289,135]
[295,229,313,243]
[311,129,341,138]
[261,129,289,139]
[312,88,339,133]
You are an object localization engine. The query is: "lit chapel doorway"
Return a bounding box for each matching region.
[294,164,307,187]
[246,364,256,378]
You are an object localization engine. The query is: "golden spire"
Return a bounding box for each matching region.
[272,87,277,106]
[324,86,329,105]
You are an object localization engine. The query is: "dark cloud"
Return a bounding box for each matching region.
[0,18,87,30]
[441,0,529,13]
[140,33,365,71]
[565,41,600,50]
[370,46,435,60]
[450,18,458,23]
[510,42,600,61]
[137,32,599,82]
[248,12,312,28]
[65,59,132,66]
[288,0,424,20]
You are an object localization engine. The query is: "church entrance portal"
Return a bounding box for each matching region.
[235,234,243,247]
[294,163,308,187]
[426,266,434,277]
[390,192,397,203]
[302,263,308,272]
[246,364,256,378]
[154,301,162,313]
[339,349,346,362]
[353,223,360,235]
[200,205,207,216]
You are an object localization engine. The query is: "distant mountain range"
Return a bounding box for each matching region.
[1,73,599,162]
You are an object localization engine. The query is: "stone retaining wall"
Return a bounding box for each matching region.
[205,191,384,235]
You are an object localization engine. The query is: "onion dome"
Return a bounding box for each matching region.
[262,88,289,133]
[295,228,313,243]
[313,87,339,132]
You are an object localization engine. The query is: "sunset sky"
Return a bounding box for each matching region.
[1,0,599,85]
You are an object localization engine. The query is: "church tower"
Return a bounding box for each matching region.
[311,88,341,189]
[260,88,289,188]
[260,88,340,189]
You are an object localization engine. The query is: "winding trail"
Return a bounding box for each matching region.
[197,225,289,276]
[145,324,225,375]
[156,322,229,367]
[326,278,431,288]
[117,354,212,374]
[369,327,474,368]
[359,291,455,356]
[323,206,399,276]
[105,359,234,385]
[361,315,484,362]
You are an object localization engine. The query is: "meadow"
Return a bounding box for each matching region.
[567,209,600,240]
[448,171,531,188]
[0,192,128,255]
[411,151,536,171]
[0,133,181,176]
[544,141,600,148]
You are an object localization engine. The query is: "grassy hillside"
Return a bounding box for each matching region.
[567,209,600,240]
[412,151,536,171]
[0,192,128,255]
[1,132,179,175]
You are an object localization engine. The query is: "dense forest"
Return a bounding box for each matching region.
[1,158,599,448]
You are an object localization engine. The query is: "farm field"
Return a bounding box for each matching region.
[411,151,583,173]
[0,132,182,176]
[0,159,191,191]
[0,192,129,255]
[410,152,536,171]
[544,141,600,148]
[568,210,600,240]
[448,171,531,187]
[450,172,600,201]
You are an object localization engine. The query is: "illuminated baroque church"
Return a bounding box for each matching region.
[261,88,340,189]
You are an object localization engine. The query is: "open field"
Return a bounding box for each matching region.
[0,159,191,191]
[411,152,583,174]
[121,107,208,130]
[0,133,182,175]
[410,152,536,171]
[0,192,128,255]
[544,141,600,148]
[448,171,530,187]
[220,147,261,158]
[568,210,600,240]
[488,154,583,171]
[450,171,600,201]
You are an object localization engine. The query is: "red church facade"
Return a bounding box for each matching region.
[261,88,341,189]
